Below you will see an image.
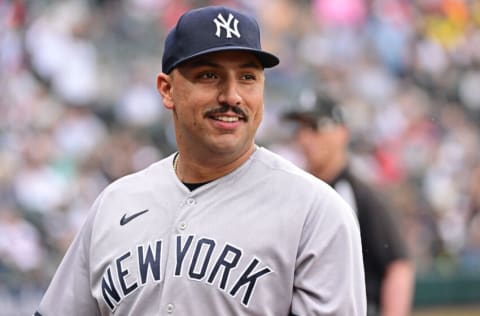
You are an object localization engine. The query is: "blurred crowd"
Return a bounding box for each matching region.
[1,0,480,313]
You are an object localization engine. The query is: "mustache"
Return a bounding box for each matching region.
[204,104,248,120]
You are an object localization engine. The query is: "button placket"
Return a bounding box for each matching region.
[176,197,197,233]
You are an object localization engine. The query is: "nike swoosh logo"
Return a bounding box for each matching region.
[120,209,149,226]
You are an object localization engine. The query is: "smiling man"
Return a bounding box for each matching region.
[158,51,265,181]
[35,6,366,316]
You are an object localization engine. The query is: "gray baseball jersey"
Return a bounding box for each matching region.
[35,147,366,315]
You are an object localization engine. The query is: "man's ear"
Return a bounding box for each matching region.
[340,126,350,144]
[157,73,174,109]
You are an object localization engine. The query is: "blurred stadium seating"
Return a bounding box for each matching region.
[1,0,479,314]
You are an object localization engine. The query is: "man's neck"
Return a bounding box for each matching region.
[174,144,257,183]
[311,156,348,185]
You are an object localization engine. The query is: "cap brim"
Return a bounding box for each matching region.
[282,111,315,121]
[165,46,279,73]
[283,109,344,127]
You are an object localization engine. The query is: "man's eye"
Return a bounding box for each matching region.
[199,72,217,79]
[242,74,256,80]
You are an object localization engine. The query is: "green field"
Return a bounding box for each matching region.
[412,305,480,316]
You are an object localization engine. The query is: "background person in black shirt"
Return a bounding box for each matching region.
[283,92,414,316]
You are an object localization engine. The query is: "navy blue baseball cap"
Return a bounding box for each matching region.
[283,91,345,129]
[162,6,280,74]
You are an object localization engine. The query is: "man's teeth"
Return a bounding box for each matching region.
[216,116,239,122]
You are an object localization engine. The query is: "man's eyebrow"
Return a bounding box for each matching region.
[185,59,219,69]
[239,61,263,69]
[184,58,263,70]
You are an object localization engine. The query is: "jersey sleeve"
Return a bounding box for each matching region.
[35,195,102,316]
[291,187,367,315]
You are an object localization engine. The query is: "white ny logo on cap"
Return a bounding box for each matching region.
[213,13,240,39]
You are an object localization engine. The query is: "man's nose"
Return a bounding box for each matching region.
[295,127,315,144]
[218,78,242,106]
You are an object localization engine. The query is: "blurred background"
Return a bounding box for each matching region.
[1,0,480,315]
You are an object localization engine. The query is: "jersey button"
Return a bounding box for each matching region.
[186,198,196,205]
[179,222,187,230]
[166,303,174,313]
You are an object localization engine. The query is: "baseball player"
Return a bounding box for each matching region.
[35,6,366,315]
[283,92,414,316]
